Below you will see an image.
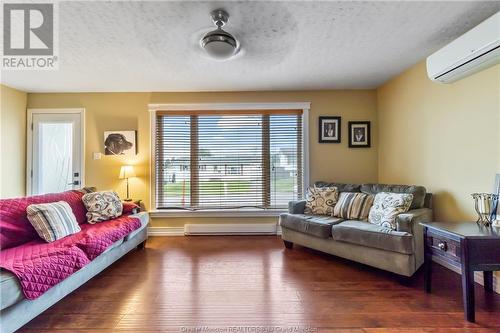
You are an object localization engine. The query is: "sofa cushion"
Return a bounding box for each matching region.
[0,190,88,250]
[280,213,344,238]
[361,183,427,209]
[304,186,339,215]
[333,192,374,221]
[315,181,361,193]
[102,238,124,254]
[82,191,123,223]
[331,220,414,254]
[27,201,82,242]
[368,192,413,230]
[0,270,23,310]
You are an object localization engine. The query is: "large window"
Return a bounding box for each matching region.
[154,109,304,210]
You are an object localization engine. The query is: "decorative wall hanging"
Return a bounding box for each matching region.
[319,116,341,143]
[104,130,137,156]
[348,121,371,148]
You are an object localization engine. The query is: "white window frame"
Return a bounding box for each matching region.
[26,108,86,195]
[149,102,310,217]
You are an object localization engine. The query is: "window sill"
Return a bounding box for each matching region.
[149,209,286,218]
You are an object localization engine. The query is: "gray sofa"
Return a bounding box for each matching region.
[280,182,432,277]
[0,212,149,333]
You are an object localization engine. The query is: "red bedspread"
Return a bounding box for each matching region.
[0,215,141,300]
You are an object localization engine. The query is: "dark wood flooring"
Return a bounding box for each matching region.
[19,236,500,332]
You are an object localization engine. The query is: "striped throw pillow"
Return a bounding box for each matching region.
[333,192,374,220]
[26,201,81,242]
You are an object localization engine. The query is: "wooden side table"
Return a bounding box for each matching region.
[421,222,500,322]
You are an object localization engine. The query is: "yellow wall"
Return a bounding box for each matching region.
[377,62,500,222]
[27,90,378,227]
[0,84,27,198]
[9,63,500,226]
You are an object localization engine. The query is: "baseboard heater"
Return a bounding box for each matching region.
[184,223,278,235]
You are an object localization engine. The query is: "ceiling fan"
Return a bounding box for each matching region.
[200,9,239,60]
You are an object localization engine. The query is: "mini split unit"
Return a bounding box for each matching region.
[427,11,500,83]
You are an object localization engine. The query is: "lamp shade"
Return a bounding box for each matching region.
[119,165,136,179]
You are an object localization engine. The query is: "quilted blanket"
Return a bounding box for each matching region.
[0,215,141,300]
[0,190,88,250]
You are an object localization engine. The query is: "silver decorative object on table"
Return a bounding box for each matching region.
[472,193,499,227]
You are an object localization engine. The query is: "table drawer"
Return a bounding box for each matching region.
[426,231,461,263]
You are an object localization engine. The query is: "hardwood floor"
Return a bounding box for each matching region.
[19,236,500,332]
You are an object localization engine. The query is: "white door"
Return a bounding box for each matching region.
[28,110,84,195]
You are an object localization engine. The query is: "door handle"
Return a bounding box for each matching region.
[68,180,80,185]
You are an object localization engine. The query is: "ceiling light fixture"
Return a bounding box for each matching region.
[201,9,239,60]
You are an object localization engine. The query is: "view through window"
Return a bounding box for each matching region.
[155,110,303,210]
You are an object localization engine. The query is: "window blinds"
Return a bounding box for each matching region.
[155,110,303,210]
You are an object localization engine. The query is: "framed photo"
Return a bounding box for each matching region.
[319,116,341,143]
[104,130,137,156]
[348,121,371,148]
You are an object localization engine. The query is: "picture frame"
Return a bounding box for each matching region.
[348,121,371,148]
[319,116,341,143]
[104,130,137,156]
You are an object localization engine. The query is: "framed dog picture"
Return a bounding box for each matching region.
[319,116,341,143]
[348,121,371,148]
[104,130,137,156]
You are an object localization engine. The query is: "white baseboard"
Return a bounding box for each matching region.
[148,224,281,236]
[432,256,499,294]
[147,227,184,236]
[185,223,278,235]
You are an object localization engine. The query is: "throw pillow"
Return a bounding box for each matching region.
[122,201,140,215]
[26,201,81,242]
[368,192,414,230]
[304,186,339,215]
[82,191,123,223]
[333,192,374,220]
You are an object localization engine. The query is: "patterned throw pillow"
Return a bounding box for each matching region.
[82,191,123,224]
[333,192,374,220]
[368,192,414,230]
[26,201,81,242]
[304,186,339,215]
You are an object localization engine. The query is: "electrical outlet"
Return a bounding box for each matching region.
[93,152,102,160]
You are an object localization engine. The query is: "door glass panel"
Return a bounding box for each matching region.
[38,122,73,194]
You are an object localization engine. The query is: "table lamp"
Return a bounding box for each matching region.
[119,165,136,201]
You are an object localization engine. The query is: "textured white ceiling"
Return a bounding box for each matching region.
[2,1,500,92]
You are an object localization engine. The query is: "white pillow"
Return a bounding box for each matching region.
[368,192,413,230]
[304,186,339,215]
[82,190,123,224]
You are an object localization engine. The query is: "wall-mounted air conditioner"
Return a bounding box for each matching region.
[427,12,500,83]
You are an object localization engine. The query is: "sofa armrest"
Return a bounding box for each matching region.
[288,200,307,214]
[396,208,433,233]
